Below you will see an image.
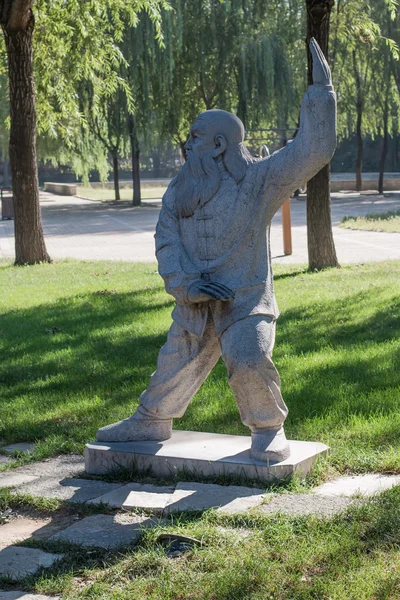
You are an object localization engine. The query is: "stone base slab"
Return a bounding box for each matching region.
[85,430,329,483]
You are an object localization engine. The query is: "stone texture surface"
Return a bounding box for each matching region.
[88,482,174,510]
[0,474,39,489]
[258,494,354,517]
[86,431,329,483]
[14,477,122,503]
[16,455,85,478]
[314,474,400,497]
[0,456,11,466]
[0,518,51,549]
[94,41,336,465]
[0,547,63,580]
[0,593,59,599]
[2,444,36,455]
[165,482,266,513]
[50,514,159,549]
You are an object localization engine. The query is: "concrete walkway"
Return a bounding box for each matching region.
[0,449,399,592]
[1,191,400,264]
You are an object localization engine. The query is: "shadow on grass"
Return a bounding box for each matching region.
[0,281,399,454]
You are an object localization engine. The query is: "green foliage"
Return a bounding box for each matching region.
[0,0,398,178]
[0,0,169,178]
[331,0,399,142]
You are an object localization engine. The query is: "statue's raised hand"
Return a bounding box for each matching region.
[310,37,332,88]
[187,280,235,303]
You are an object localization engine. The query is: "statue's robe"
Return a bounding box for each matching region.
[155,85,336,337]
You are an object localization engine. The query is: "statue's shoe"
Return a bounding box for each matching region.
[250,427,290,463]
[96,417,172,443]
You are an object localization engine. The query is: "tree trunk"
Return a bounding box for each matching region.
[128,115,141,206]
[3,156,10,187]
[152,149,161,178]
[378,73,390,195]
[112,153,120,201]
[355,103,363,192]
[306,0,339,270]
[2,14,50,265]
[179,139,188,163]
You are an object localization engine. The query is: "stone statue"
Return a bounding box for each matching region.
[97,39,336,462]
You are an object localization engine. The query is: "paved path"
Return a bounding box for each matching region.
[0,450,399,591]
[1,191,400,264]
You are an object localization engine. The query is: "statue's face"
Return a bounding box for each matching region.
[184,121,215,158]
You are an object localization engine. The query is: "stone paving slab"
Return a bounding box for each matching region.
[0,593,59,599]
[0,474,39,489]
[1,444,36,455]
[50,513,159,549]
[314,474,400,497]
[14,477,123,503]
[258,493,354,517]
[0,547,63,580]
[88,482,175,511]
[164,482,266,514]
[15,456,85,479]
[0,518,51,550]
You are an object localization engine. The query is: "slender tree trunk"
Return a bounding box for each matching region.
[152,150,161,178]
[112,153,120,201]
[3,156,10,187]
[128,115,141,206]
[306,0,338,270]
[179,139,188,163]
[355,102,363,192]
[2,9,50,265]
[378,74,390,195]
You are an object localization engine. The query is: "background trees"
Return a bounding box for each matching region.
[0,0,399,266]
[0,0,167,264]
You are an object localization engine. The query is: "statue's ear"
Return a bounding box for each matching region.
[212,134,227,158]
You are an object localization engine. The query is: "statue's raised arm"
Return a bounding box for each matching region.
[310,37,333,88]
[252,38,337,220]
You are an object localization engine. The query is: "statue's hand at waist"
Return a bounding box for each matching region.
[187,279,235,303]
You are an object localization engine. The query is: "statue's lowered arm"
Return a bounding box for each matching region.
[258,38,337,219]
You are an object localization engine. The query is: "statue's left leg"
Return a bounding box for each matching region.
[220,315,290,462]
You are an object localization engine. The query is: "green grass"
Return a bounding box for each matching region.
[76,185,167,202]
[340,210,400,232]
[1,487,400,599]
[1,260,400,475]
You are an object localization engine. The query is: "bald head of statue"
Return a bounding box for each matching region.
[173,109,255,218]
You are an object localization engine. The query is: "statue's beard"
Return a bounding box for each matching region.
[173,151,221,218]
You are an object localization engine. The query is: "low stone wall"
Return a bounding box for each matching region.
[44,182,77,196]
[88,179,171,189]
[330,179,400,192]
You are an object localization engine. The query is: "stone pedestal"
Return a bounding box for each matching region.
[85,430,328,483]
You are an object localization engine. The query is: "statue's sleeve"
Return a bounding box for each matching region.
[155,184,199,304]
[256,86,336,219]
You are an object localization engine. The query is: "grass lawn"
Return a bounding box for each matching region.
[340,210,400,233]
[77,185,167,202]
[1,259,399,476]
[1,260,400,599]
[0,486,399,599]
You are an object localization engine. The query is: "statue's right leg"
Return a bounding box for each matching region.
[96,316,221,442]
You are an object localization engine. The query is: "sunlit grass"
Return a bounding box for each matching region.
[1,259,399,475]
[340,210,400,232]
[2,487,399,600]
